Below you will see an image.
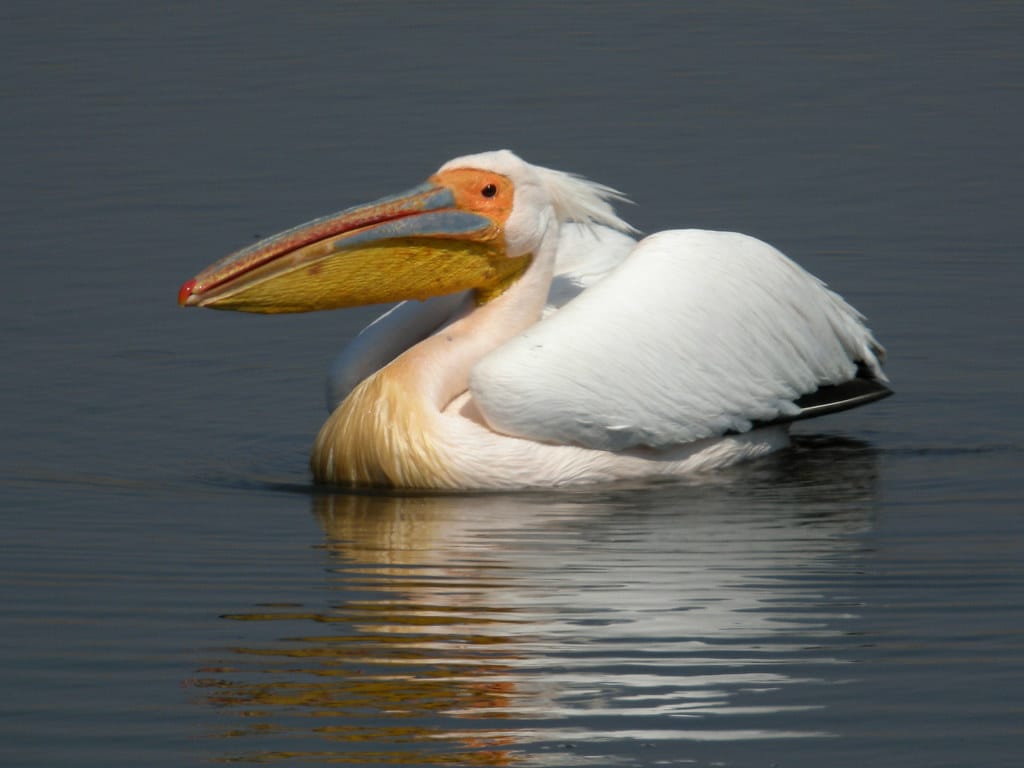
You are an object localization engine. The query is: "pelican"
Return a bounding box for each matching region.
[179,150,890,489]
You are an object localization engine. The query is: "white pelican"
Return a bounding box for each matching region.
[179,150,890,490]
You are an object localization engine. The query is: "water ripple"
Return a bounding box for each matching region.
[193,445,881,764]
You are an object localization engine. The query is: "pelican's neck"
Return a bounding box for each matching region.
[312,226,559,487]
[413,240,556,411]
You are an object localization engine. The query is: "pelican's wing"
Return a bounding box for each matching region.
[326,223,636,410]
[469,229,888,451]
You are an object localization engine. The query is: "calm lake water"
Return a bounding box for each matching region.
[2,2,1022,766]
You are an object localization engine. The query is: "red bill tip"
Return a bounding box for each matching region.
[178,278,197,306]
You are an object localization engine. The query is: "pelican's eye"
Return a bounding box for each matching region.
[481,183,498,198]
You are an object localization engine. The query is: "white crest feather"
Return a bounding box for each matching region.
[534,165,638,234]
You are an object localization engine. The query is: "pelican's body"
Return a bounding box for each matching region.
[180,150,889,489]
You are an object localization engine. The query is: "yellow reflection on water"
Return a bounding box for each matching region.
[195,438,879,764]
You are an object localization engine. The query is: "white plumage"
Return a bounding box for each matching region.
[472,228,885,451]
[328,151,886,481]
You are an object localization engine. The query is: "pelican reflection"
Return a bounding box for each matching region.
[196,437,879,764]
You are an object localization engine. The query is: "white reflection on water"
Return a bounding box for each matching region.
[198,437,878,764]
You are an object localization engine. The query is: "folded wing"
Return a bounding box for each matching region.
[470,229,887,450]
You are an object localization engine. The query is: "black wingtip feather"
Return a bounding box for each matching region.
[753,374,893,430]
[787,377,893,421]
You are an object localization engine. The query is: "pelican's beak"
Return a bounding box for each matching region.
[178,174,526,313]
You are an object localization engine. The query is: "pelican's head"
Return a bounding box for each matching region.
[178,150,632,313]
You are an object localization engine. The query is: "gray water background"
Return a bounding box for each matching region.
[2,2,1022,766]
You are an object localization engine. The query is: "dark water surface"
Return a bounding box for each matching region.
[3,2,1022,766]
